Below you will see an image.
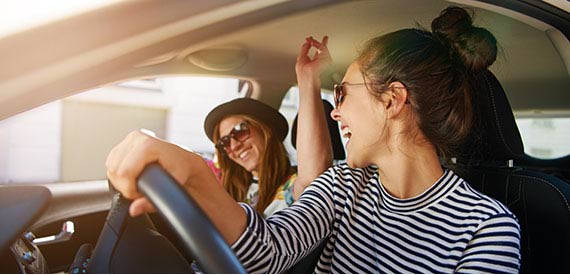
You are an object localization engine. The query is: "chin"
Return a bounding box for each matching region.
[243,162,259,173]
[346,155,369,169]
[346,158,359,169]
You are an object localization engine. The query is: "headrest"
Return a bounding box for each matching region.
[291,100,346,160]
[462,70,525,161]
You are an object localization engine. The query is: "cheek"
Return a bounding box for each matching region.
[355,106,386,144]
[227,154,240,163]
[252,139,266,156]
[249,130,266,154]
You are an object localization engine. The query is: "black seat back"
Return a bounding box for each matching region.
[291,99,345,161]
[456,70,570,273]
[89,193,192,273]
[285,100,341,273]
[517,152,570,183]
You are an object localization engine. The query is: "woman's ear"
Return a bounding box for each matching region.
[385,82,409,118]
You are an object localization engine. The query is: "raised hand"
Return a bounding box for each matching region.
[293,36,334,199]
[295,36,332,83]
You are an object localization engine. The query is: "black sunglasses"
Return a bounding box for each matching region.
[216,122,250,153]
[333,82,409,108]
[333,83,371,108]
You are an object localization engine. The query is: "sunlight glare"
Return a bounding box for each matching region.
[0,0,119,38]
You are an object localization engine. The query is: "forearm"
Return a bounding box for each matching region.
[182,155,247,245]
[107,130,247,245]
[294,76,333,199]
[233,173,336,273]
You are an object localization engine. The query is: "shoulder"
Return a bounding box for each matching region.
[451,173,519,225]
[329,163,378,181]
[306,163,378,194]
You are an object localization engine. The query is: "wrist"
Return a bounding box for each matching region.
[297,73,321,83]
[297,76,321,90]
[182,154,213,189]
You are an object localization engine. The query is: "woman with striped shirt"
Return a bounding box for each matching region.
[106,6,521,273]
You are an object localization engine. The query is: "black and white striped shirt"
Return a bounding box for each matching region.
[232,164,521,273]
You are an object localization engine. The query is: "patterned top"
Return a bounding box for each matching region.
[245,173,297,217]
[231,164,521,273]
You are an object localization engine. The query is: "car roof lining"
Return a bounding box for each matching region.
[0,0,568,120]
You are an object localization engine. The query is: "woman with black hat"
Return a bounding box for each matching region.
[201,36,333,217]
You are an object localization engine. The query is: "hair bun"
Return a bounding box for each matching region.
[431,6,473,38]
[431,6,497,72]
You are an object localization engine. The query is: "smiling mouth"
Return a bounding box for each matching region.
[238,150,250,160]
[342,127,352,139]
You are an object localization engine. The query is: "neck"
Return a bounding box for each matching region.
[373,139,444,199]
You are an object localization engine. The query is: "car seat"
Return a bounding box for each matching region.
[517,152,570,183]
[455,70,570,273]
[285,99,344,273]
[291,99,345,161]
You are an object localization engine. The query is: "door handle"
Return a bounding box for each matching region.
[33,221,75,245]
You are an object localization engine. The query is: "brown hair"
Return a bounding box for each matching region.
[357,6,497,160]
[213,115,292,214]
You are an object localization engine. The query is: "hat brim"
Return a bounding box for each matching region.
[204,98,289,143]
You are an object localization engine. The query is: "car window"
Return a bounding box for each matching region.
[515,115,570,159]
[278,93,570,164]
[0,76,244,184]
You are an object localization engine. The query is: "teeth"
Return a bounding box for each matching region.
[342,128,351,139]
[239,151,248,159]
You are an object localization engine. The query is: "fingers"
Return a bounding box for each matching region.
[106,130,157,200]
[106,130,200,218]
[307,36,329,52]
[297,37,311,62]
[106,135,139,199]
[130,197,156,217]
[299,35,329,60]
[296,35,332,76]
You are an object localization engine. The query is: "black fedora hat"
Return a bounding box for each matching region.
[204,98,289,142]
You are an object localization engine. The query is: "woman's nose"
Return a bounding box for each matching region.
[330,107,341,121]
[229,137,243,152]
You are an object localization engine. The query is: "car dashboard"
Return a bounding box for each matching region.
[1,234,49,274]
[0,186,51,273]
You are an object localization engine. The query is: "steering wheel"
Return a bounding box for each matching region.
[89,163,245,273]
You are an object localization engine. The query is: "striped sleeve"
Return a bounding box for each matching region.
[455,213,521,273]
[231,167,337,273]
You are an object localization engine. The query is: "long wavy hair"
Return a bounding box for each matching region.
[213,115,292,214]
